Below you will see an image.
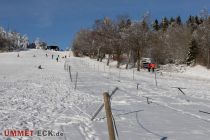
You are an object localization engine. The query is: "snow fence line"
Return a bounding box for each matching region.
[90,87,119,121]
[64,59,120,139]
[63,58,210,140]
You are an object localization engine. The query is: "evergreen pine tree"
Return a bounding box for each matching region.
[195,16,202,25]
[186,39,198,66]
[162,17,169,32]
[169,17,175,24]
[175,16,182,25]
[152,19,159,31]
[187,15,193,25]
[186,16,198,32]
[126,19,132,27]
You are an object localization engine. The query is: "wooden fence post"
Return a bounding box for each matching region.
[74,72,78,90]
[91,87,119,121]
[155,70,157,87]
[137,83,139,90]
[69,66,72,82]
[133,69,135,80]
[118,69,121,81]
[98,64,99,72]
[104,65,105,72]
[103,92,116,140]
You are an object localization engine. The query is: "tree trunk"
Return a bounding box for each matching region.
[100,53,104,62]
[208,48,210,69]
[126,49,131,69]
[97,47,101,61]
[137,49,141,71]
[107,54,110,66]
[88,49,91,58]
[155,57,159,68]
[117,51,121,68]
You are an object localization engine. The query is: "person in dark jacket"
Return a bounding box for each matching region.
[147,63,151,72]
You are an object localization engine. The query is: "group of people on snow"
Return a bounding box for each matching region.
[147,63,156,72]
[46,53,67,62]
[50,54,59,62]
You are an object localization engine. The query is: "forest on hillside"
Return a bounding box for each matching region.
[72,11,210,70]
[0,27,29,52]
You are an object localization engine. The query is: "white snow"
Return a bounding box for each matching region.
[184,65,210,80]
[0,49,210,140]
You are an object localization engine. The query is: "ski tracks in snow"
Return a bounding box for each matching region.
[0,50,98,140]
[1,50,210,140]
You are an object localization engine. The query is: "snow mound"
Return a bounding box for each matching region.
[159,64,187,73]
[184,65,210,79]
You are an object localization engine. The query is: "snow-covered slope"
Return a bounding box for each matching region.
[184,65,210,80]
[0,50,210,140]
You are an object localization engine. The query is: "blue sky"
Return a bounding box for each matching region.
[0,0,209,50]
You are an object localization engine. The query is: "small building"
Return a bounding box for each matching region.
[35,42,47,49]
[46,45,60,51]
